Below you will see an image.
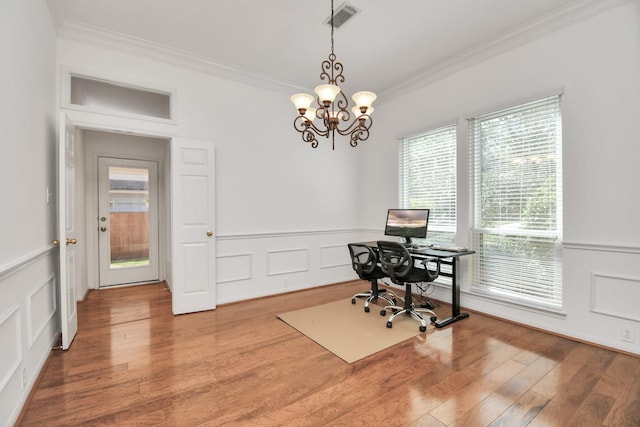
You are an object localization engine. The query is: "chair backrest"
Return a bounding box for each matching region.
[376,241,413,283]
[347,243,378,278]
[377,240,440,284]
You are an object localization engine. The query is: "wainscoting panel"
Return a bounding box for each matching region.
[0,248,61,426]
[215,229,367,304]
[320,244,351,269]
[216,253,252,284]
[0,305,21,393]
[479,240,640,356]
[27,274,57,349]
[267,248,309,276]
[591,272,640,322]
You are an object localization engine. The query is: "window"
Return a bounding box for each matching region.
[399,125,456,246]
[469,95,563,309]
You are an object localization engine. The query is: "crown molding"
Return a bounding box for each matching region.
[379,0,633,102]
[56,21,308,94]
[53,0,632,100]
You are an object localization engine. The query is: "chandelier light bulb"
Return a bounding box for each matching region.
[352,91,377,110]
[290,93,315,112]
[314,84,341,105]
[303,108,317,122]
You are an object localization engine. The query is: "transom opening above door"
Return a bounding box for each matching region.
[67,73,173,121]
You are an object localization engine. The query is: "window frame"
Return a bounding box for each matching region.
[398,124,457,247]
[468,95,563,311]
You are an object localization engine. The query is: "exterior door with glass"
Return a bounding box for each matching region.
[98,157,159,286]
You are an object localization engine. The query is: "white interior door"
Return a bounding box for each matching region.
[97,157,159,286]
[171,138,216,315]
[57,112,78,350]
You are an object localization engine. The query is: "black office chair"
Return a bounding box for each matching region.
[348,243,397,312]
[377,240,440,332]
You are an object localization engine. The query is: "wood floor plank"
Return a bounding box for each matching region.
[17,281,640,426]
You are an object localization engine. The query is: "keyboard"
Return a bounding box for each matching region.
[429,245,469,252]
[403,244,469,253]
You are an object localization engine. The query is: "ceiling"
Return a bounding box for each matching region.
[47,0,613,100]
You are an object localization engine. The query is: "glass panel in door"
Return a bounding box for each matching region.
[108,166,150,269]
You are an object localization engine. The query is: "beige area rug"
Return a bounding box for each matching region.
[277,299,424,363]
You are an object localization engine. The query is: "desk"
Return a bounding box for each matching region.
[355,241,474,328]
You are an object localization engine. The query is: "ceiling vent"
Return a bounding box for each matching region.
[325,2,359,29]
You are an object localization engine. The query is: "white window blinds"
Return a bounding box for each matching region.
[399,125,456,245]
[469,95,563,309]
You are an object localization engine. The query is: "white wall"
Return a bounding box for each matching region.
[362,2,640,354]
[56,37,362,303]
[0,1,59,425]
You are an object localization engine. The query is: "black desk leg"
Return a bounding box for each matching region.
[434,256,470,328]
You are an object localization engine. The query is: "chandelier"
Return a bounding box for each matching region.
[290,0,376,150]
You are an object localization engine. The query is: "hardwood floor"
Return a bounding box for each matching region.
[19,281,640,426]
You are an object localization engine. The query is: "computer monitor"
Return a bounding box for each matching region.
[384,209,430,245]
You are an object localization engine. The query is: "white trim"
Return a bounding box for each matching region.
[266,248,310,276]
[50,0,632,102]
[381,0,631,101]
[464,288,567,319]
[57,22,307,94]
[464,88,565,121]
[216,253,253,284]
[563,240,640,254]
[216,228,363,241]
[0,304,22,393]
[60,67,177,125]
[26,274,57,349]
[590,272,640,322]
[0,246,54,281]
[319,244,352,269]
[397,119,460,143]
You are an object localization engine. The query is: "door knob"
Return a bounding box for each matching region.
[66,238,77,245]
[52,239,60,246]
[100,226,107,232]
[206,230,213,237]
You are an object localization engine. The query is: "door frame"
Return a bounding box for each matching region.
[82,128,169,291]
[60,110,217,319]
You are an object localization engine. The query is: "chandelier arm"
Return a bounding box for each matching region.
[334,91,350,116]
[350,126,370,147]
[307,121,330,137]
[335,115,372,135]
[302,129,320,148]
[294,117,324,148]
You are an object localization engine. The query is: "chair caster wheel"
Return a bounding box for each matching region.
[380,309,386,316]
[419,326,427,332]
[364,306,370,313]
[386,321,393,328]
[351,298,356,304]
[430,316,437,322]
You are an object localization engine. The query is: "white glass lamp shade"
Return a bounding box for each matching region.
[303,108,316,122]
[352,91,377,111]
[290,93,315,112]
[314,84,341,104]
[352,106,374,117]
